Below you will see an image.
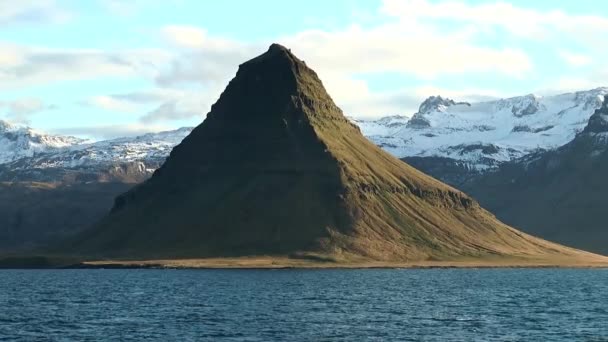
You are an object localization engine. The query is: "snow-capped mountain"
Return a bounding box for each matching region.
[0,120,84,164]
[356,87,608,171]
[1,87,606,183]
[0,125,192,182]
[5,127,193,170]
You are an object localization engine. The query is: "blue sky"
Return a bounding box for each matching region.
[1,0,607,140]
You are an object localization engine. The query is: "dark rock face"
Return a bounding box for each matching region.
[406,114,431,128]
[512,102,539,117]
[582,96,608,134]
[67,44,571,261]
[417,95,457,114]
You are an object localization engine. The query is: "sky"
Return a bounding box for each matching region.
[1,0,607,140]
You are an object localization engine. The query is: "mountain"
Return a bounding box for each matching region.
[461,96,608,255]
[65,44,597,265]
[356,88,608,185]
[0,127,192,183]
[0,127,192,252]
[0,182,132,253]
[3,87,606,185]
[0,120,84,164]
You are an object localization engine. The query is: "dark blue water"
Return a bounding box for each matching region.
[0,269,607,341]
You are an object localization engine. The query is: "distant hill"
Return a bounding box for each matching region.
[64,44,598,265]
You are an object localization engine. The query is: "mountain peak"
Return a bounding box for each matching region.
[243,43,298,66]
[405,95,457,129]
[417,95,456,114]
[207,43,342,124]
[582,95,608,134]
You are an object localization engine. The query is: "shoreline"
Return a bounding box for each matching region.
[2,255,608,270]
[77,257,608,270]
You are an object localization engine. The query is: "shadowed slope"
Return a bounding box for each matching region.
[69,44,605,263]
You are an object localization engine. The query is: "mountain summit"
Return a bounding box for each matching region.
[70,44,602,263]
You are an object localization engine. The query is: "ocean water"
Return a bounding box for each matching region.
[0,269,607,341]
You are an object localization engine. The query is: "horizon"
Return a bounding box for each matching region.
[2,0,608,140]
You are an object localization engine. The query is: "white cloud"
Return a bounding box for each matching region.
[99,0,183,16]
[83,88,209,123]
[161,25,207,49]
[0,98,55,123]
[380,0,608,41]
[140,100,202,123]
[559,51,591,67]
[281,24,531,79]
[7,0,608,134]
[545,76,608,95]
[0,43,173,89]
[0,0,70,26]
[151,20,532,119]
[52,123,174,141]
[83,96,139,113]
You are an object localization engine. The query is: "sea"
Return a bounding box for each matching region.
[0,268,607,341]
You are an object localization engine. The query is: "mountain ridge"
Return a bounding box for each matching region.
[2,87,607,184]
[461,96,608,255]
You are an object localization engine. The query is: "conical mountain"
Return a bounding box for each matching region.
[71,44,604,263]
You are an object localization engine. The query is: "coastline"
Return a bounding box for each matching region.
[78,256,608,270]
[2,254,608,270]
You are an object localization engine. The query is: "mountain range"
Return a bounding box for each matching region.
[462,98,608,254]
[3,87,607,184]
[1,79,607,256]
[62,43,598,265]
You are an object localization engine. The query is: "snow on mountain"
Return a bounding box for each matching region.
[355,87,608,170]
[2,87,606,178]
[348,115,410,136]
[2,127,193,171]
[0,120,85,164]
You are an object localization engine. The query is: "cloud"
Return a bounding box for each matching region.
[81,95,139,113]
[156,26,259,87]
[110,89,184,104]
[52,123,174,141]
[542,74,608,95]
[380,0,608,41]
[0,98,56,123]
[559,51,591,67]
[99,0,182,16]
[0,43,172,89]
[152,18,532,119]
[140,101,202,123]
[84,89,208,123]
[7,0,608,137]
[0,0,70,26]
[161,25,207,49]
[282,27,532,79]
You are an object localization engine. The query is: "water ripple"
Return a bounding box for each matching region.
[0,269,607,341]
